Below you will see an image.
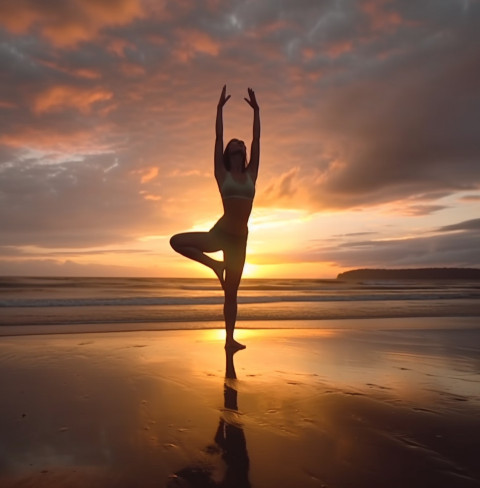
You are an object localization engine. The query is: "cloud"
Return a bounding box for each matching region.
[0,0,145,47]
[0,152,176,248]
[400,204,449,216]
[361,0,406,33]
[0,246,150,258]
[0,258,158,277]
[173,28,221,61]
[332,232,377,238]
[33,85,113,114]
[0,0,478,276]
[135,166,159,184]
[305,2,480,209]
[460,194,480,202]
[258,167,299,205]
[251,217,480,269]
[439,218,480,232]
[316,217,480,268]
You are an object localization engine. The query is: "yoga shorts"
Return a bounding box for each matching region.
[209,222,248,261]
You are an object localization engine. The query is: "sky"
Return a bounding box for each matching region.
[0,0,479,279]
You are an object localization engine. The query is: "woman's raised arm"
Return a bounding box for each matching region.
[215,85,230,181]
[244,87,260,181]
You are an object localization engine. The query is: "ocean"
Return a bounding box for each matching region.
[1,277,479,331]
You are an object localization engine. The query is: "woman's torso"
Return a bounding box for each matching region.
[216,171,255,235]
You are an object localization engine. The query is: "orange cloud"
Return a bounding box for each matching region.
[247,19,293,39]
[119,62,146,78]
[258,168,300,207]
[0,125,111,152]
[0,0,145,47]
[39,60,102,79]
[173,28,221,61]
[361,0,404,32]
[140,190,162,201]
[33,85,113,114]
[325,40,354,59]
[0,100,17,109]
[460,194,480,202]
[205,0,222,11]
[135,167,159,184]
[107,38,137,57]
[302,48,316,61]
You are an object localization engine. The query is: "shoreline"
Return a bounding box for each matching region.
[0,315,479,337]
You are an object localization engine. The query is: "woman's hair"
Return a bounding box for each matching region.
[223,139,247,172]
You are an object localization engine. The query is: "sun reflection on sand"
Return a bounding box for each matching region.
[206,328,340,344]
[206,328,268,343]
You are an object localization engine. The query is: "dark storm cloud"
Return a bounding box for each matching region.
[307,0,480,209]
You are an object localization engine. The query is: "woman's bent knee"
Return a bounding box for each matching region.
[170,234,181,251]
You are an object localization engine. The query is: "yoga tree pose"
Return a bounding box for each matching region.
[170,85,260,350]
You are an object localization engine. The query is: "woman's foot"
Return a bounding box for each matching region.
[225,339,246,351]
[212,260,225,289]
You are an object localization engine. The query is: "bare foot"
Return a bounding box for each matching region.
[212,261,225,289]
[225,339,246,351]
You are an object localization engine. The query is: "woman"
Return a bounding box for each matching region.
[170,85,260,350]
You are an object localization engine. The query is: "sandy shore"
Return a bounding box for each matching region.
[0,323,479,487]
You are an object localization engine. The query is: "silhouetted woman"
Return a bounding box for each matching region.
[170,85,260,350]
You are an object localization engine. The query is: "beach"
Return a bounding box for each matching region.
[1,321,479,488]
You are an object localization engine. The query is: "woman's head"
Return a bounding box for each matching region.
[224,138,247,171]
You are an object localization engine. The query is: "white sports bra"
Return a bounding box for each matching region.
[221,172,255,200]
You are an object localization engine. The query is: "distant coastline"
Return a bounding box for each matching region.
[337,268,480,281]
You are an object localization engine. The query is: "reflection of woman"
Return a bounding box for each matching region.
[214,348,251,487]
[168,349,251,488]
[170,85,260,350]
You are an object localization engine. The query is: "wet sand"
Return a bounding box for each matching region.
[0,322,479,487]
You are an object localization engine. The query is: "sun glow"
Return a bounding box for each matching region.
[206,329,260,343]
[242,261,258,278]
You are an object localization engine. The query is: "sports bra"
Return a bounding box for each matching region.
[221,171,255,200]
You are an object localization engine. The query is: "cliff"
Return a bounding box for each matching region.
[337,268,480,281]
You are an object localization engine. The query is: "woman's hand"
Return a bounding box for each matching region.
[244,87,259,110]
[218,84,231,109]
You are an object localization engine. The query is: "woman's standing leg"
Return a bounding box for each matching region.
[170,232,225,286]
[223,242,246,350]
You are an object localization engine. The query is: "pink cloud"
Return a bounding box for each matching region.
[38,60,102,79]
[302,48,316,61]
[33,85,113,114]
[133,167,160,184]
[0,125,110,153]
[325,40,354,59]
[107,38,137,57]
[246,19,293,39]
[204,0,223,12]
[119,62,146,78]
[257,168,300,207]
[361,0,404,32]
[140,191,162,201]
[173,28,221,61]
[0,100,17,109]
[0,0,145,47]
[460,194,480,202]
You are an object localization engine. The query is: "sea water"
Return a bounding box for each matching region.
[1,277,479,330]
